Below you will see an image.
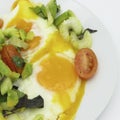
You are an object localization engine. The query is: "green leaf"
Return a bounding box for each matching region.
[12,56,25,68]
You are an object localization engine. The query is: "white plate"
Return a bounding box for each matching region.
[0,0,118,120]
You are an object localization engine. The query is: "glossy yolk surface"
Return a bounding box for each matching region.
[58,81,86,120]
[37,54,77,91]
[30,31,74,63]
[7,0,38,28]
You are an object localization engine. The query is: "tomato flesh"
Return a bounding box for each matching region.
[74,48,98,80]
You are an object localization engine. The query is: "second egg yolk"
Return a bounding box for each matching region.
[37,54,77,91]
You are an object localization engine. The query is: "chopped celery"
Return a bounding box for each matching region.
[21,63,33,79]
[54,10,74,26]
[47,0,59,19]
[70,30,92,49]
[1,77,12,95]
[58,16,83,41]
[30,5,47,19]
[8,37,28,49]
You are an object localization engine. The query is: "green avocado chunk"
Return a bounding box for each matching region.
[0,78,12,95]
[21,63,33,79]
[7,90,19,107]
[0,60,20,80]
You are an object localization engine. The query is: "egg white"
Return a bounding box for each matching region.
[16,56,81,120]
[4,2,82,120]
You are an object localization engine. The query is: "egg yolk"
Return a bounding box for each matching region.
[37,54,77,91]
[30,31,74,63]
[7,0,38,28]
[58,81,86,120]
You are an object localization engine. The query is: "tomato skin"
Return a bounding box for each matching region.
[74,48,98,80]
[1,45,23,74]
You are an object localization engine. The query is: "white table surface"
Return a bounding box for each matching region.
[76,0,120,120]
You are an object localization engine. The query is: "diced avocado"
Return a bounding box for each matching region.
[0,77,12,95]
[13,89,25,99]
[70,30,92,49]
[0,112,6,120]
[0,73,4,81]
[3,27,19,38]
[0,60,20,80]
[26,31,34,41]
[54,10,74,26]
[7,90,19,107]
[0,102,13,111]
[19,29,26,41]
[6,114,21,120]
[21,63,33,79]
[0,29,5,44]
[58,16,83,41]
[33,114,44,120]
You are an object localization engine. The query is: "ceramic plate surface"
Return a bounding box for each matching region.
[0,0,118,120]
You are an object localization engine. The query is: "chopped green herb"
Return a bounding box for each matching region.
[12,56,25,68]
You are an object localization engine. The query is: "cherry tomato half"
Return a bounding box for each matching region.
[74,48,98,80]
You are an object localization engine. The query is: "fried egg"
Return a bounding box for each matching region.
[4,0,86,120]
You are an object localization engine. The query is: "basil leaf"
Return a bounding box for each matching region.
[12,56,25,68]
